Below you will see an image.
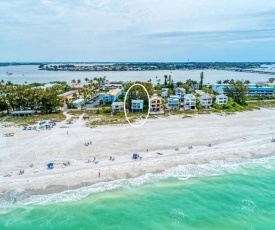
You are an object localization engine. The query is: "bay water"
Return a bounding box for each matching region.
[0,65,274,84]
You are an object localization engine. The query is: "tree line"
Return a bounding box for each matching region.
[0,82,67,114]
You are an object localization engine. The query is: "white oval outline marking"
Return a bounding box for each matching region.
[123,83,151,128]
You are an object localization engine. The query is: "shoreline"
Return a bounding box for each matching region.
[1,109,275,198]
[1,153,274,207]
[25,152,275,197]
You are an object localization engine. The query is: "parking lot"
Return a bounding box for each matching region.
[85,97,100,109]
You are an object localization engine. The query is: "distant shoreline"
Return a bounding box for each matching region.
[38,67,275,76]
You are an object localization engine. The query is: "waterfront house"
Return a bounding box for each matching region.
[184,94,196,110]
[161,88,169,97]
[102,83,123,91]
[150,95,162,112]
[174,88,186,102]
[99,88,122,104]
[167,95,180,110]
[200,94,212,109]
[131,100,144,112]
[71,83,85,89]
[212,83,275,97]
[57,90,78,100]
[112,102,124,112]
[215,94,228,105]
[10,110,35,118]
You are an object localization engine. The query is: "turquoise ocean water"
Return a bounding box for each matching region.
[1,157,275,229]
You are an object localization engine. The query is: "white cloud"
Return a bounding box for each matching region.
[0,0,275,61]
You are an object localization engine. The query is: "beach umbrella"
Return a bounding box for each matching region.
[47,162,54,168]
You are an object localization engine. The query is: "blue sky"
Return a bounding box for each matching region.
[1,0,275,62]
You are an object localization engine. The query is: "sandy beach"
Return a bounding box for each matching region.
[1,109,275,195]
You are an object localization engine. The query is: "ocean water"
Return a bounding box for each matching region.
[1,157,275,229]
[0,65,274,84]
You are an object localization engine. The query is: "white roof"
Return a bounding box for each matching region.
[169,95,180,99]
[58,90,78,97]
[184,94,196,99]
[44,83,55,88]
[73,98,85,103]
[132,99,143,103]
[150,95,161,101]
[216,94,228,98]
[175,88,186,92]
[200,94,212,99]
[168,97,179,102]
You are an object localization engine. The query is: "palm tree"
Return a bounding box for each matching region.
[157,79,161,85]
[229,79,234,84]
[77,79,81,84]
[168,75,171,84]
[84,78,89,83]
[216,80,222,84]
[72,93,78,100]
[71,79,76,83]
[199,72,204,90]
[164,75,167,85]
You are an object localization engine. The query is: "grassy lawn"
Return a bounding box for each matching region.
[3,112,66,126]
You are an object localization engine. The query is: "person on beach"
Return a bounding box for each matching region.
[99,170,100,177]
[67,131,68,135]
[147,149,148,152]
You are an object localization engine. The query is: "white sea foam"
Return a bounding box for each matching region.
[0,156,275,208]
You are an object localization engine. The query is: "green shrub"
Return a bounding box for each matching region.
[213,103,223,110]
[102,108,111,114]
[223,104,231,109]
[197,104,203,110]
[232,102,237,107]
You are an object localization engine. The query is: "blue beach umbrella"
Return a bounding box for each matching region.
[47,162,54,168]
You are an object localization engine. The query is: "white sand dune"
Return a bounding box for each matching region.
[0,109,275,194]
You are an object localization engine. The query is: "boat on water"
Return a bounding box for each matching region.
[6,71,13,75]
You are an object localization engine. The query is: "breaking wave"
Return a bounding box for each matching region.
[0,156,274,208]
